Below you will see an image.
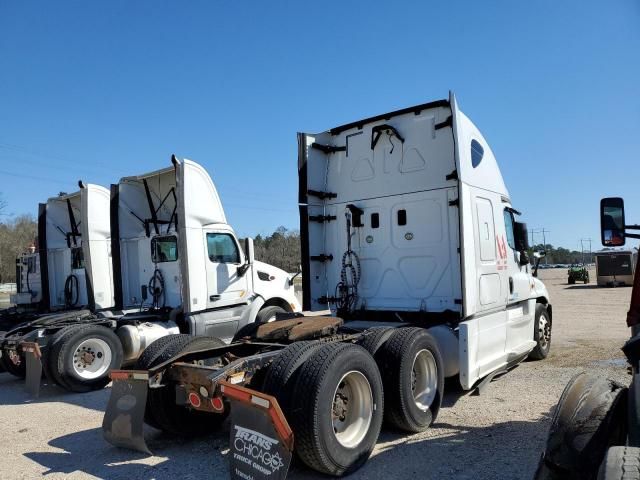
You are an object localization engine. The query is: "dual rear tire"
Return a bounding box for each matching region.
[137,334,229,435]
[266,327,444,476]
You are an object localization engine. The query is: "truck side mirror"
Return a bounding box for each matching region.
[601,197,626,246]
[513,222,529,251]
[532,251,545,277]
[244,237,255,265]
[513,222,529,266]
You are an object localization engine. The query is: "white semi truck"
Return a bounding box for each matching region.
[4,158,300,393]
[103,93,553,478]
[0,184,115,378]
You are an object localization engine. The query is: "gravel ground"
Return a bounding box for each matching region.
[0,268,632,480]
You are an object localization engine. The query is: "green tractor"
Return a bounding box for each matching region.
[568,264,589,284]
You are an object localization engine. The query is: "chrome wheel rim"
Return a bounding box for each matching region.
[72,338,111,379]
[412,349,438,411]
[331,370,373,448]
[538,314,551,348]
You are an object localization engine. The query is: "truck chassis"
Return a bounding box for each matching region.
[101,314,533,477]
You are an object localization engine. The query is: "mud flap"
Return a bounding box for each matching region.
[102,370,151,455]
[22,342,42,398]
[221,380,293,480]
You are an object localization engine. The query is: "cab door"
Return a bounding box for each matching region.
[203,229,251,324]
[502,208,536,356]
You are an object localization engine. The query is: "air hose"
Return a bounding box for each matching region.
[64,274,79,307]
[148,267,165,310]
[336,210,361,313]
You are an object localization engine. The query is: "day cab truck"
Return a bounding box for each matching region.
[4,158,300,395]
[103,93,553,478]
[1,183,115,379]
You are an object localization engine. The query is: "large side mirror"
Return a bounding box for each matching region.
[513,222,529,251]
[244,237,255,265]
[601,197,626,247]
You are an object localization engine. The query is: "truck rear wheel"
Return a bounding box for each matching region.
[262,341,323,411]
[232,306,289,341]
[51,325,124,393]
[145,335,228,435]
[357,327,394,356]
[289,343,383,476]
[377,327,444,433]
[256,305,287,323]
[598,447,640,480]
[530,303,552,360]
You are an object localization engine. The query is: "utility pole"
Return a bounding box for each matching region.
[580,238,592,265]
[532,228,550,264]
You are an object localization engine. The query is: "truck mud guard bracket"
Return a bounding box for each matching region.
[102,370,152,455]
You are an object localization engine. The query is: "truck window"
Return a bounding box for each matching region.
[503,210,516,250]
[151,235,178,263]
[207,233,240,264]
[71,247,85,269]
[471,139,484,168]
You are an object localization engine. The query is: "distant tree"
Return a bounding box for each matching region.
[0,214,37,283]
[243,226,301,273]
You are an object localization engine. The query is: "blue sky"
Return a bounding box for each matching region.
[1,1,639,250]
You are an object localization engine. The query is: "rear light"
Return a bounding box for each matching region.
[211,396,224,412]
[188,392,201,408]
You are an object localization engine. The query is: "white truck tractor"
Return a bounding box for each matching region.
[1,183,115,378]
[4,158,300,394]
[103,93,552,478]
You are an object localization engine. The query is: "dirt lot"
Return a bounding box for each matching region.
[0,268,632,480]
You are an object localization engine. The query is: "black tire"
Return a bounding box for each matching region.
[538,373,627,480]
[51,325,124,393]
[569,277,576,285]
[357,327,395,356]
[256,305,287,323]
[377,327,444,432]
[232,306,289,341]
[262,341,323,411]
[598,447,640,480]
[42,326,81,387]
[530,303,552,360]
[145,335,228,435]
[135,334,183,370]
[0,347,26,378]
[232,322,262,342]
[289,343,383,476]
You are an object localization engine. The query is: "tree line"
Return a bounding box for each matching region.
[527,244,596,265]
[0,215,37,284]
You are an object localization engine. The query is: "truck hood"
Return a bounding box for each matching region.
[532,276,550,302]
[253,261,301,312]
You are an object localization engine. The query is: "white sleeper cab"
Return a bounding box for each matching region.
[299,92,552,389]
[102,94,552,478]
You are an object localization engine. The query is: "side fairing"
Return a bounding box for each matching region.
[81,184,115,310]
[175,158,227,314]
